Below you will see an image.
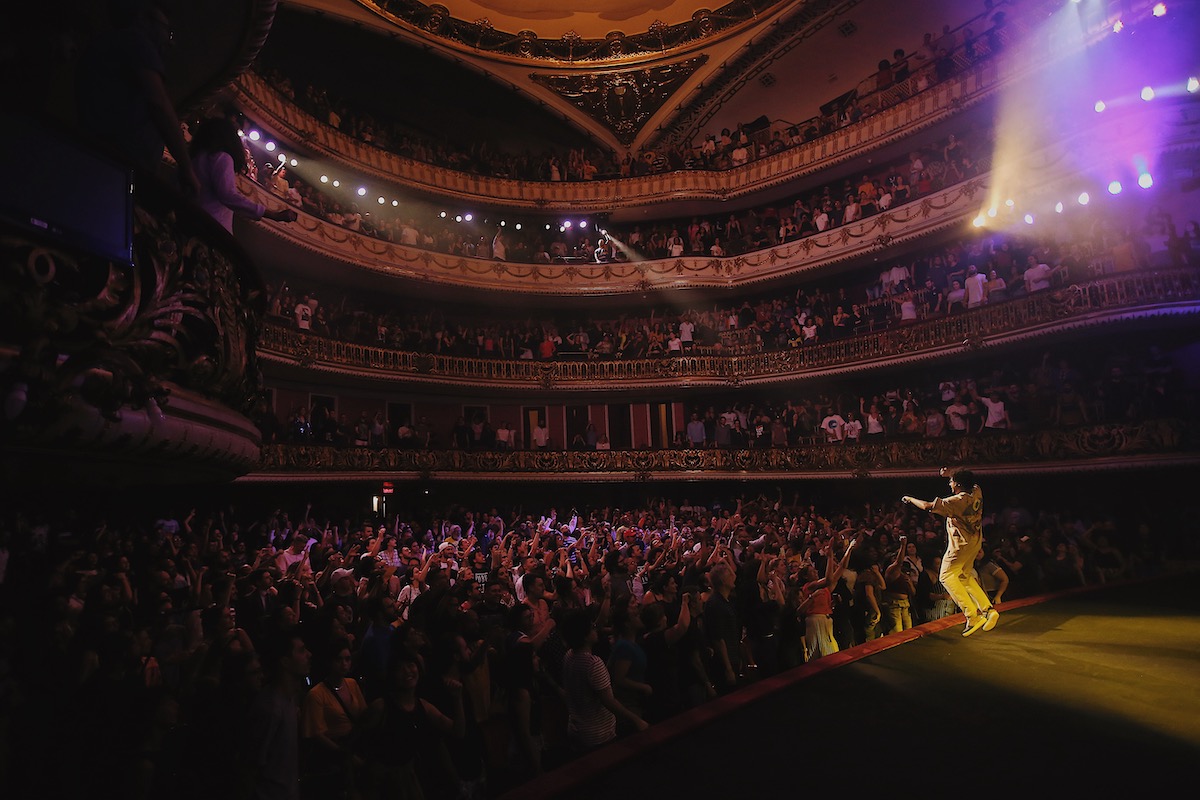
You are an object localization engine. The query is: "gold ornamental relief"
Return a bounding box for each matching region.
[530,56,707,144]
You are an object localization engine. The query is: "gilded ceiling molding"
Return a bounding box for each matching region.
[355,0,789,65]
[530,56,708,144]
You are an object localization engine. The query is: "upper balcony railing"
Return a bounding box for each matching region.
[257,268,1200,391]
[243,171,991,295]
[233,0,1123,211]
[250,416,1199,480]
[235,58,1003,212]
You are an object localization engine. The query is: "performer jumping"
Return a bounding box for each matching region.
[902,467,1000,637]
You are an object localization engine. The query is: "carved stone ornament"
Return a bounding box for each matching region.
[531,55,708,144]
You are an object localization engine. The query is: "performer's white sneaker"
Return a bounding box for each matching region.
[962,614,987,637]
[982,608,1000,632]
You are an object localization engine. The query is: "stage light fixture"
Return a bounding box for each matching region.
[440,211,447,218]
[277,154,286,162]
[580,220,588,228]
[1188,77,1198,93]
[987,207,998,218]
[290,159,298,167]
[332,180,339,188]
[464,214,473,222]
[265,141,276,151]
[1153,3,1167,16]
[1108,181,1122,195]
[1113,20,1123,32]
[455,215,462,223]
[1055,202,1064,213]
[392,200,399,207]
[973,215,985,227]
[1141,86,1154,101]
[564,220,572,228]
[1094,100,1106,113]
[1138,173,1153,188]
[357,187,366,196]
[1078,192,1090,205]
[515,223,522,230]
[1024,214,1034,224]
[248,130,261,141]
[378,197,386,204]
[320,175,328,183]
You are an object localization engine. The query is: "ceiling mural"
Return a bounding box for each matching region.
[530,56,708,145]
[355,0,786,63]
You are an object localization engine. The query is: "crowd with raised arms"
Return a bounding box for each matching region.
[258,341,1188,451]
[0,471,1175,798]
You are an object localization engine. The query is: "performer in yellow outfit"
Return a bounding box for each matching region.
[902,468,1000,637]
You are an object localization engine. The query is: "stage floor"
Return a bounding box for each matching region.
[511,572,1200,797]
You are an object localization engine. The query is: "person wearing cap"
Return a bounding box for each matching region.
[902,467,1000,637]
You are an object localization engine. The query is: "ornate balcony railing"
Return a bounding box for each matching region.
[233,0,1122,210]
[244,173,991,295]
[234,59,1003,211]
[256,268,1200,391]
[250,418,1198,480]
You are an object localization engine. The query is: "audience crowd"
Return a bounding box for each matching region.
[1,476,1177,799]
[246,120,989,266]
[257,342,1187,452]
[262,201,1200,373]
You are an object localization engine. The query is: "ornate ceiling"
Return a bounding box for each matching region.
[276,0,982,151]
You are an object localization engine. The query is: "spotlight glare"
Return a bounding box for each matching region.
[278,154,286,162]
[1113,20,1123,32]
[1055,202,1064,213]
[1108,181,1122,195]
[515,223,522,230]
[1141,86,1154,101]
[972,215,986,228]
[440,211,447,218]
[357,187,367,196]
[1078,192,1090,205]
[1024,214,1034,225]
[290,159,298,167]
[545,224,551,230]
[559,225,566,233]
[1153,3,1167,17]
[320,175,328,183]
[1138,173,1154,189]
[392,200,399,207]
[455,215,462,223]
[378,196,386,204]
[1188,77,1199,93]
[248,130,261,141]
[1005,199,1015,207]
[564,220,572,228]
[580,220,588,228]
[265,141,276,151]
[500,220,506,227]
[464,214,473,222]
[987,207,998,218]
[332,180,340,188]
[1094,100,1106,113]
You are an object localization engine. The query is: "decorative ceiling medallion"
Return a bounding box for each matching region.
[358,0,787,64]
[531,55,707,144]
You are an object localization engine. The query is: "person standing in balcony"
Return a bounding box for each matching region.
[190,117,297,234]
